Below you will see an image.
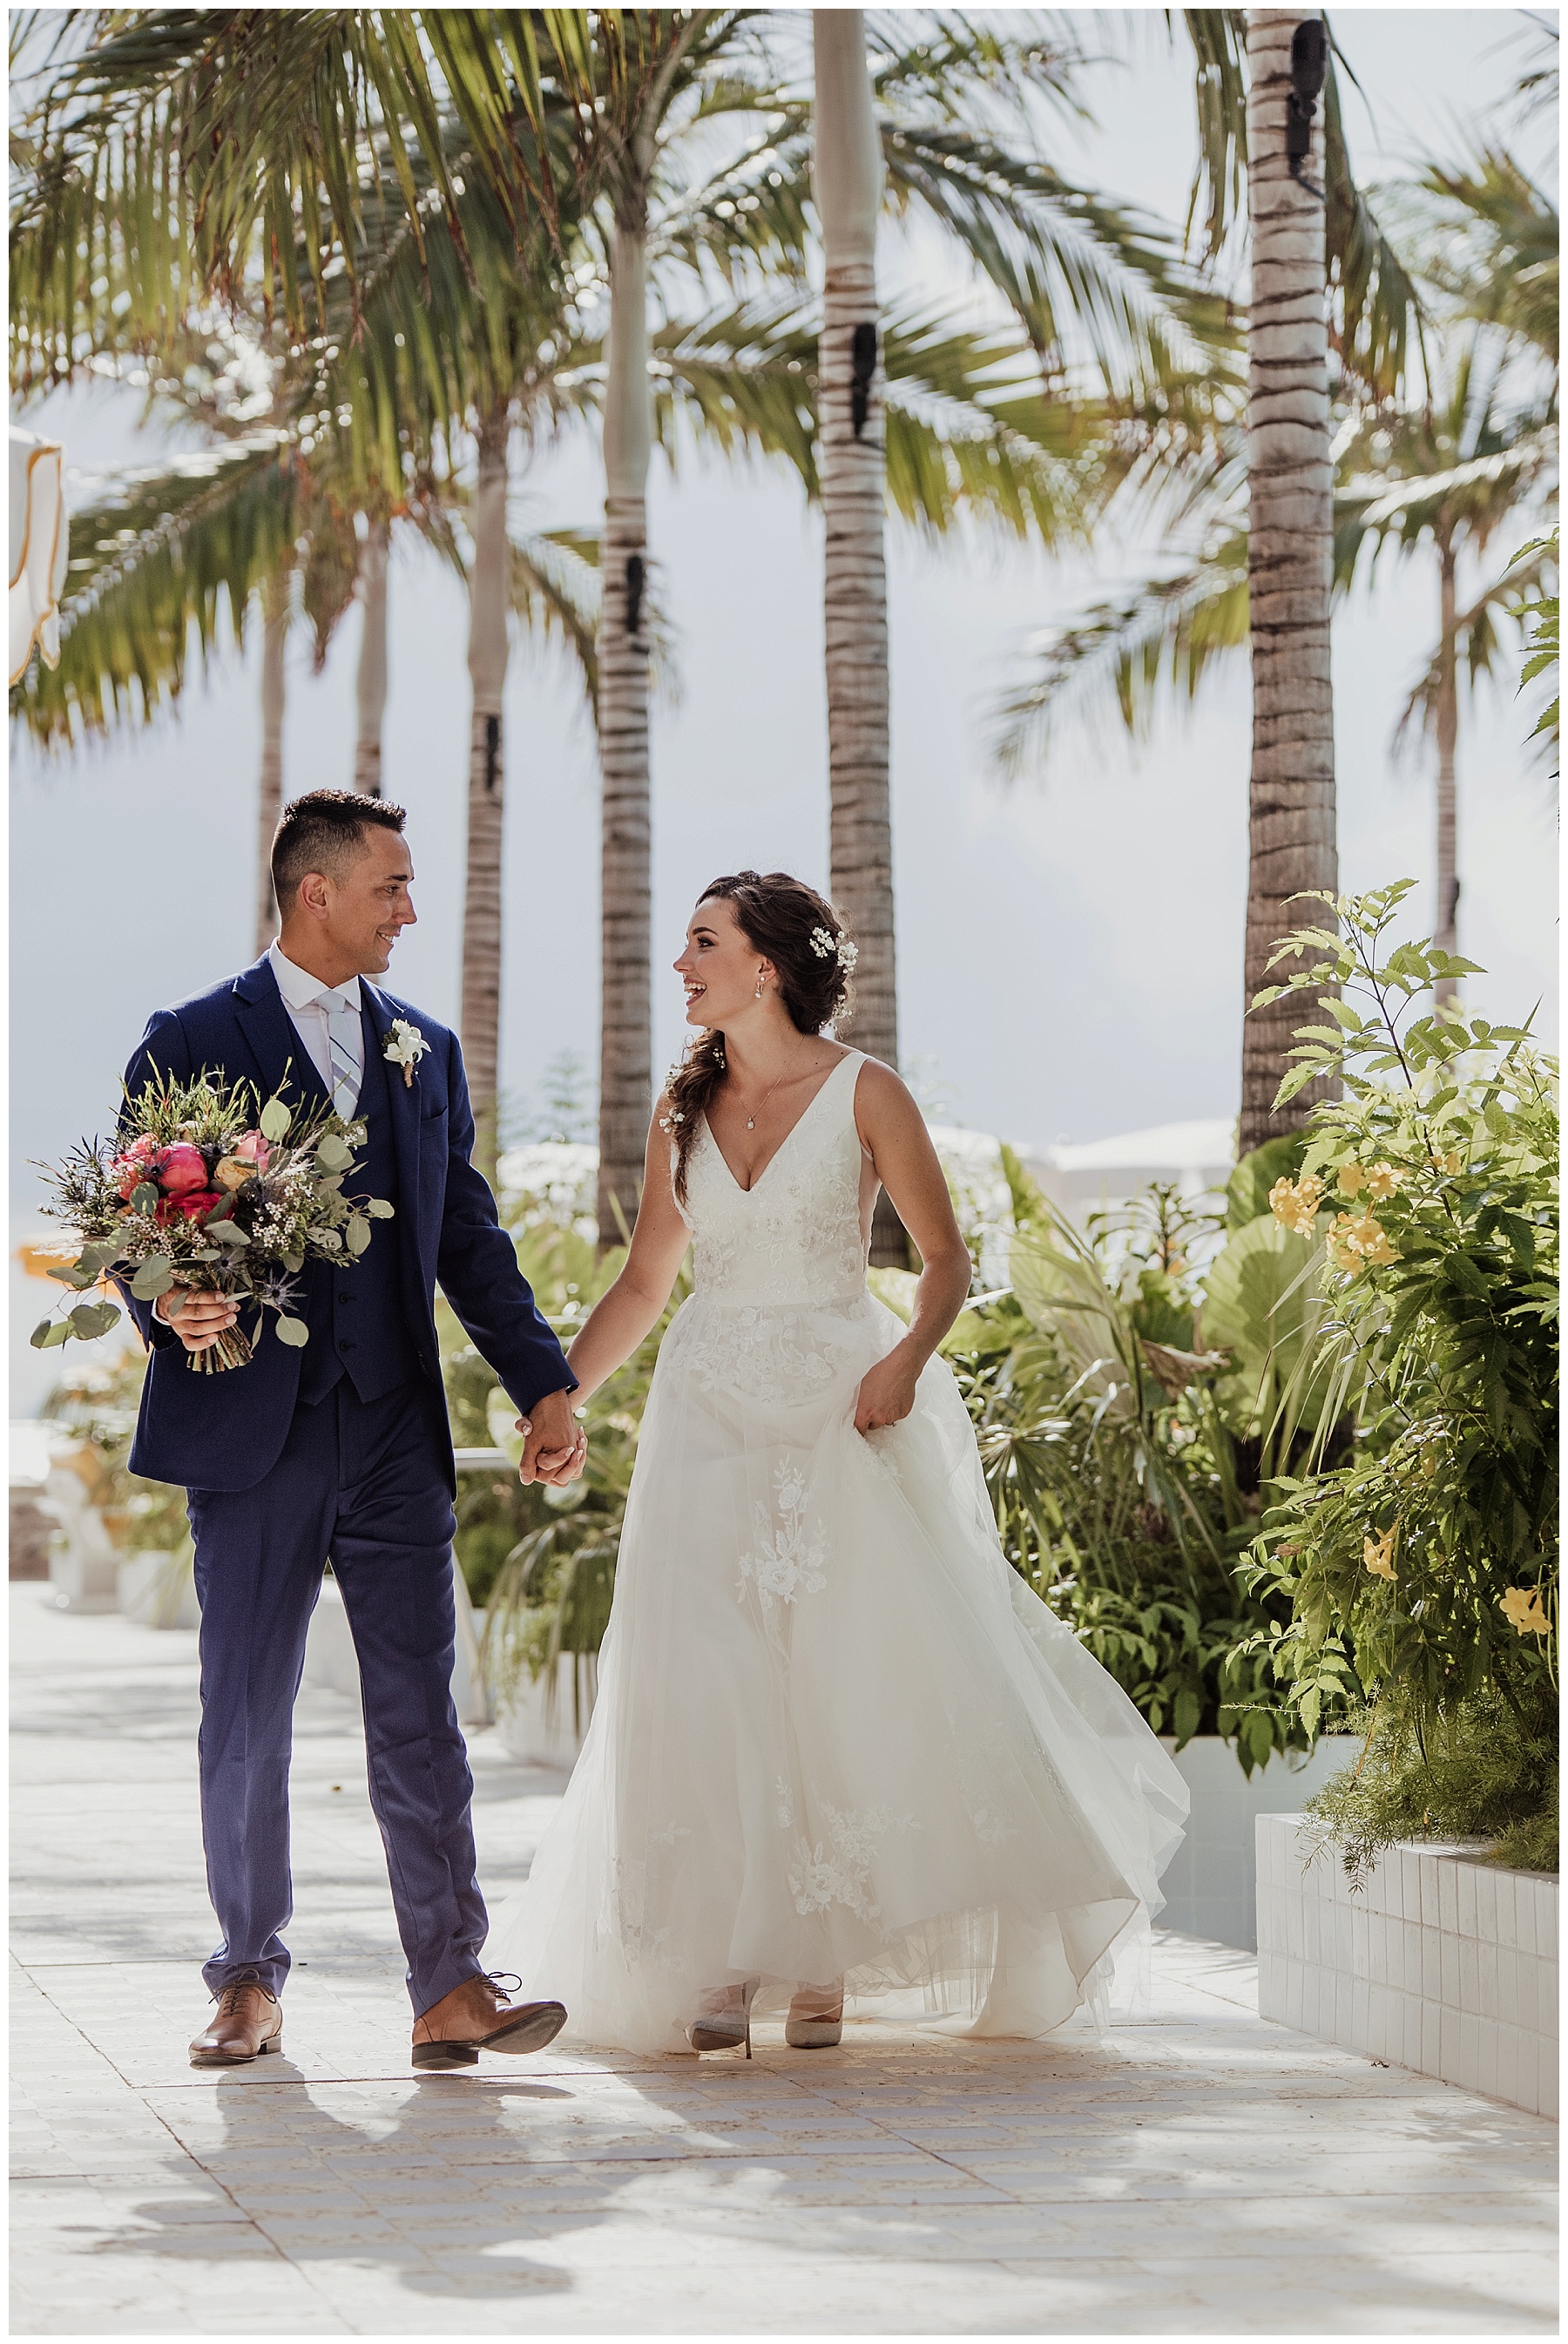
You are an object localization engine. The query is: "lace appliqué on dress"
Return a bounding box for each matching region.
[679,1304,846,1406]
[785,1803,923,1927]
[738,1460,828,1609]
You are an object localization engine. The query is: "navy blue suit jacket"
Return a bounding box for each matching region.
[120,957,575,1493]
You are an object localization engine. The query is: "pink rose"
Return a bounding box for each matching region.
[155,1189,224,1229]
[232,1131,271,1170]
[159,1142,210,1197]
[112,1133,162,1201]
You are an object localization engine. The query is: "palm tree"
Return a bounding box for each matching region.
[812,11,901,1262]
[1239,10,1337,1151]
[353,518,391,796]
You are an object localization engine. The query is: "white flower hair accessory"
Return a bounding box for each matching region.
[810,925,859,972]
[382,1019,430,1088]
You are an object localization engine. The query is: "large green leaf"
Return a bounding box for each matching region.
[1200,1216,1329,1435]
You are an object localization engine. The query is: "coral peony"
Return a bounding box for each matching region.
[159,1142,210,1196]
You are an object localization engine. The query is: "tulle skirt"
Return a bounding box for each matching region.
[489,1291,1188,2053]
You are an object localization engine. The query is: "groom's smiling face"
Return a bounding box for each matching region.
[284,823,417,984]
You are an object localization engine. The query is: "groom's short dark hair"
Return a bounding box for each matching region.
[272,789,408,909]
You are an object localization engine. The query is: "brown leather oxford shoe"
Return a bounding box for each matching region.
[411,1972,567,2071]
[189,1977,283,2067]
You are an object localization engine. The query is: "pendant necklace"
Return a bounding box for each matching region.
[739,1065,790,1131]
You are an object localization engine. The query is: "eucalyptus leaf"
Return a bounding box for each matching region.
[363,1197,395,1219]
[70,1301,120,1339]
[258,1097,291,1144]
[273,1315,309,1348]
[132,1183,159,1216]
[206,1220,250,1246]
[315,1134,352,1172]
[344,1214,371,1257]
[130,1256,175,1299]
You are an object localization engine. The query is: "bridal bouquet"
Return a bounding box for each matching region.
[30,1070,395,1373]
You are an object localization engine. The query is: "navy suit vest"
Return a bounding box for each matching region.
[295,1006,418,1407]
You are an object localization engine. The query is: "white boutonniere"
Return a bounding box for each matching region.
[383,1019,429,1088]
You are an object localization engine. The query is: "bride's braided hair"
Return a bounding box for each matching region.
[663,871,857,1202]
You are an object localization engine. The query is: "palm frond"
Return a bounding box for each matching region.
[1417,146,1559,366]
[994,532,1249,776]
[508,528,603,711]
[1322,55,1426,401]
[10,437,296,749]
[1394,538,1560,748]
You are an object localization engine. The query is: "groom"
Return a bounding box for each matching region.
[119,789,585,2071]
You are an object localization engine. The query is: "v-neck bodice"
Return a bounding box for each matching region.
[676,1051,868,1307]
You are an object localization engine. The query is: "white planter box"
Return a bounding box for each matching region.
[1257,1812,1558,2117]
[117,1548,200,1630]
[1155,1734,1359,1950]
[492,1652,596,1769]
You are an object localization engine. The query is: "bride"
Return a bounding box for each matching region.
[491,870,1187,2056]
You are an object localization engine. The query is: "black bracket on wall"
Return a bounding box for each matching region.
[1287,18,1328,200]
[625,552,645,636]
[850,322,877,437]
[483,712,500,795]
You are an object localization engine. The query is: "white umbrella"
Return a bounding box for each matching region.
[10,426,69,686]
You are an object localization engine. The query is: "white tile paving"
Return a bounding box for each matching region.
[10,1585,1558,2334]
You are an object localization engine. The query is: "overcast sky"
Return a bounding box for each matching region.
[12,7,1558,1267]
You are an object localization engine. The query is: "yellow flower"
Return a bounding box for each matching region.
[1270,1173,1325,1236]
[1363,1530,1396,1582]
[1500,1586,1552,1638]
[1366,1162,1402,1201]
[1336,1162,1368,1197]
[213,1155,257,1194]
[1327,1209,1400,1273]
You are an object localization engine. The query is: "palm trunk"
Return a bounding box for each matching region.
[814,10,907,1268]
[597,210,654,1249]
[461,410,510,1182]
[1240,10,1339,1155]
[354,518,390,796]
[253,576,288,956]
[1434,531,1460,1005]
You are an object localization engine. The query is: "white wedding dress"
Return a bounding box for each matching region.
[490,1052,1187,2051]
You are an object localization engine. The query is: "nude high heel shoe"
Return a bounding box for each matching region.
[686,1978,760,2057]
[785,1981,843,2049]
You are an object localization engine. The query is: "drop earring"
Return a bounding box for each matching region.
[755,972,765,999]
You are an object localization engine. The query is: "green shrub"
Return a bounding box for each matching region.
[1304,1692,1558,1881]
[1234,884,1558,1865]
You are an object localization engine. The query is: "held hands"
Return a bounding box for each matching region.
[153,1285,239,1354]
[517,1385,588,1487]
[854,1345,922,1436]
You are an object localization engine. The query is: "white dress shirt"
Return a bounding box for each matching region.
[266,941,362,1107]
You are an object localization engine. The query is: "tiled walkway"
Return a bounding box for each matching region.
[10,1585,1558,2335]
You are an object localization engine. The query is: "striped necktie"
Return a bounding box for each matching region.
[321,989,363,1119]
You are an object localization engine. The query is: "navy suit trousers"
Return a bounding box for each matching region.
[186,1378,486,2015]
